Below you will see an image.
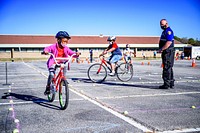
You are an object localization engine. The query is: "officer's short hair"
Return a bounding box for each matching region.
[160,19,167,22]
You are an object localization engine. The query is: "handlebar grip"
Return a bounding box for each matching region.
[99,55,104,58]
[41,51,45,55]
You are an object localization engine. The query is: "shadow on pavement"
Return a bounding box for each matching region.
[1,92,61,110]
[71,78,159,89]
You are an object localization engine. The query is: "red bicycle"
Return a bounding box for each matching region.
[42,52,76,110]
[87,55,133,83]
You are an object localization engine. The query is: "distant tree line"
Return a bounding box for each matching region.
[174,36,200,46]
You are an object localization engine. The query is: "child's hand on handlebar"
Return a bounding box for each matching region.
[41,51,49,55]
[76,52,81,56]
[157,49,162,53]
[103,51,107,54]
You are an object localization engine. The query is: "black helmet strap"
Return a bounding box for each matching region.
[57,38,62,45]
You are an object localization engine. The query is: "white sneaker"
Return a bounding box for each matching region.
[108,72,115,76]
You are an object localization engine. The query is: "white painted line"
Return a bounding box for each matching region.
[96,91,200,100]
[69,86,152,132]
[0,98,85,106]
[0,74,42,76]
[0,88,12,90]
[24,63,48,78]
[158,128,200,133]
[184,77,194,79]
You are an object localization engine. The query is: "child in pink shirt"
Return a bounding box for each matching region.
[43,31,80,95]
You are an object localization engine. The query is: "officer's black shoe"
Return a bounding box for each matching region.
[159,85,169,89]
[170,85,174,89]
[170,80,175,89]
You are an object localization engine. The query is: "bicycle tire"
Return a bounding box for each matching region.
[87,63,107,83]
[116,63,133,82]
[59,79,69,110]
[47,81,55,102]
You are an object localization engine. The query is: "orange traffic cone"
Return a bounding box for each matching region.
[161,63,164,68]
[147,62,150,65]
[71,58,75,63]
[192,59,196,67]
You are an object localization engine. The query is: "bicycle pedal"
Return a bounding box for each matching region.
[44,91,50,95]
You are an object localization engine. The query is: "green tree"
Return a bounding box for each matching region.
[193,39,200,46]
[174,36,181,42]
[180,37,188,44]
[188,38,195,44]
[174,36,200,46]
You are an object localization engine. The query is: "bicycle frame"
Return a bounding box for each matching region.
[52,66,65,92]
[99,56,122,72]
[42,52,77,92]
[98,56,112,73]
[88,55,133,83]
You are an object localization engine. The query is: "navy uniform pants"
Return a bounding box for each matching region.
[161,48,175,87]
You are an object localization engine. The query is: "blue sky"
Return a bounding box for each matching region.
[0,0,200,39]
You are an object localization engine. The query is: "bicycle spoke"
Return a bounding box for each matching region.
[59,79,69,110]
[47,81,55,102]
[117,63,133,82]
[88,63,107,83]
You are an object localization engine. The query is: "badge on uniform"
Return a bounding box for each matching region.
[168,31,171,35]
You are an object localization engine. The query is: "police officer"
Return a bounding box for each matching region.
[158,19,175,89]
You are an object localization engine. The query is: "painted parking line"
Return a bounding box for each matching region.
[157,128,200,133]
[95,91,200,100]
[0,98,85,106]
[69,86,153,132]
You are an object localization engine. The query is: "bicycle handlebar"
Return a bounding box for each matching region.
[99,54,105,58]
[41,52,77,66]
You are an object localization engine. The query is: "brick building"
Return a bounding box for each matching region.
[0,35,186,59]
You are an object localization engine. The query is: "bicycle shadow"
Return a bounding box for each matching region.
[71,78,159,89]
[1,92,61,110]
[71,78,93,83]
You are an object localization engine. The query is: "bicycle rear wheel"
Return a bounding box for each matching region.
[47,81,55,102]
[59,79,69,110]
[87,63,107,83]
[116,63,133,82]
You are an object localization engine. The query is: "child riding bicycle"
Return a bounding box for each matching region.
[123,44,134,63]
[100,36,122,76]
[43,31,80,95]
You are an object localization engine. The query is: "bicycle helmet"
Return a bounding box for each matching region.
[107,36,116,41]
[126,44,130,48]
[55,31,71,39]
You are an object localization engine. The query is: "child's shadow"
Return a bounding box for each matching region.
[2,92,60,110]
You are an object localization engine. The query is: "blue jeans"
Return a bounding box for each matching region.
[108,55,122,63]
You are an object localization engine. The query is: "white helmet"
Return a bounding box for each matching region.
[107,36,116,41]
[126,44,130,48]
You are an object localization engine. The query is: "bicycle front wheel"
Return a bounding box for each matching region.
[47,81,55,102]
[116,63,133,82]
[59,79,69,110]
[87,63,107,83]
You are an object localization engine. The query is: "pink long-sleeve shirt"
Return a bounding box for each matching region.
[44,43,77,69]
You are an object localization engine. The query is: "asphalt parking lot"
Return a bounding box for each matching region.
[0,59,200,133]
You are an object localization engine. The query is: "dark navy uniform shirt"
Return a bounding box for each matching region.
[159,27,174,49]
